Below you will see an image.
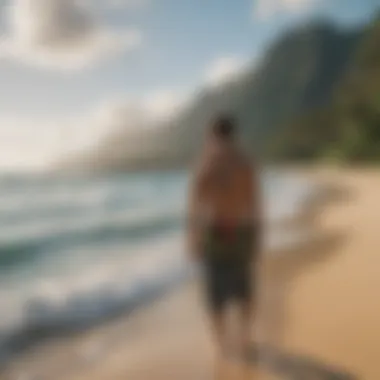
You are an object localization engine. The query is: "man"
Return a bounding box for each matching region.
[187,114,262,360]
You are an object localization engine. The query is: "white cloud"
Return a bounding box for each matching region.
[0,52,253,170]
[144,90,189,121]
[90,98,150,139]
[0,117,70,170]
[0,0,142,70]
[0,87,191,171]
[91,89,188,135]
[254,0,319,20]
[204,56,249,88]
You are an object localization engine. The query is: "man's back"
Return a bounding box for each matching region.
[194,146,254,223]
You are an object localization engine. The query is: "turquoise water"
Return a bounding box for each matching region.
[0,170,314,361]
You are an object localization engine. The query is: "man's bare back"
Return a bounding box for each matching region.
[194,145,254,224]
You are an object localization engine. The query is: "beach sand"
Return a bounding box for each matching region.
[273,168,380,380]
[2,168,380,380]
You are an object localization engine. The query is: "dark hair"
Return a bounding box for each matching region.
[210,114,236,140]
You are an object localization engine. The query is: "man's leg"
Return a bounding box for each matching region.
[238,298,254,356]
[205,265,230,358]
[236,226,259,359]
[235,265,255,358]
[210,306,228,358]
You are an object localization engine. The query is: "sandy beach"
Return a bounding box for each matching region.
[2,168,380,380]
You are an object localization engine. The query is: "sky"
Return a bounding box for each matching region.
[0,0,378,170]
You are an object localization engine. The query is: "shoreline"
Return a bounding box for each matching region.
[0,168,333,380]
[0,169,317,363]
[3,168,379,379]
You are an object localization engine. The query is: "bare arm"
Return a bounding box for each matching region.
[250,160,263,227]
[245,159,263,253]
[245,162,263,241]
[186,162,208,259]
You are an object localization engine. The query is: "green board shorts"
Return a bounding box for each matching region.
[201,222,259,312]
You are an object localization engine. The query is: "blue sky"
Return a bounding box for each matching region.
[0,0,378,170]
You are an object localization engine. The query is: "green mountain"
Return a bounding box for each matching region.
[270,15,380,162]
[68,17,379,172]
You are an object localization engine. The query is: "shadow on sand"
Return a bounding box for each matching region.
[251,222,358,379]
[248,344,357,379]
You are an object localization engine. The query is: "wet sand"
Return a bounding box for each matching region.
[2,168,380,380]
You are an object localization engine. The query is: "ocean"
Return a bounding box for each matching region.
[0,169,315,363]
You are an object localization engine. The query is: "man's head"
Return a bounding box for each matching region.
[209,114,237,143]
